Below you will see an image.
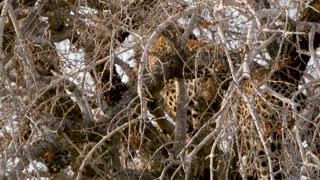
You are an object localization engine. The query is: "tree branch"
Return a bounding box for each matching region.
[173,78,188,155]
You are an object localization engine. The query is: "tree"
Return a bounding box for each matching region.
[0,0,319,179]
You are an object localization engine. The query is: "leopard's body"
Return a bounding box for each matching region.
[147,34,231,178]
[235,74,307,179]
[160,77,224,131]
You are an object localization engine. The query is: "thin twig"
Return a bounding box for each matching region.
[209,129,224,180]
[308,25,320,77]
[0,0,9,89]
[0,0,9,54]
[109,31,115,87]
[7,1,39,83]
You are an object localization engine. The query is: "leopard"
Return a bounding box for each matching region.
[148,31,232,134]
[233,69,313,179]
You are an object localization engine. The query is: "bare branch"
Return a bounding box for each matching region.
[308,25,320,77]
[173,78,188,155]
[0,0,9,55]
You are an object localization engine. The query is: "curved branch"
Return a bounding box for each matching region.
[76,119,139,180]
[49,73,94,127]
